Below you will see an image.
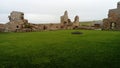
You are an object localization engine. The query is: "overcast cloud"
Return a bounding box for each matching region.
[0,0,119,24]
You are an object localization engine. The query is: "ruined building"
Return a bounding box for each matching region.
[5,11,29,32]
[103,2,120,30]
[60,11,80,29]
[0,24,5,32]
[73,15,80,27]
[61,11,71,25]
[3,10,80,32]
[60,11,72,29]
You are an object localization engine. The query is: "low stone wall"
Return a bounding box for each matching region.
[0,24,5,32]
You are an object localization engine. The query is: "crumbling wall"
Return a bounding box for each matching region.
[60,11,72,26]
[103,2,120,30]
[4,10,80,32]
[5,11,28,32]
[73,15,80,27]
[0,24,5,32]
[60,11,80,29]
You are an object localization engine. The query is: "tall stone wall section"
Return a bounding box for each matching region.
[103,2,120,30]
[60,11,80,29]
[73,15,80,27]
[0,24,5,32]
[61,11,72,26]
[5,11,28,32]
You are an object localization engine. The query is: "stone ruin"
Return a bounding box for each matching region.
[73,15,80,28]
[2,2,120,32]
[60,11,80,29]
[0,24,5,32]
[61,11,72,26]
[103,2,120,30]
[32,11,80,31]
[2,10,80,32]
[30,23,61,31]
[5,11,29,32]
[29,11,80,31]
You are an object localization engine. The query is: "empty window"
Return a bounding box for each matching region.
[111,22,116,29]
[16,26,19,28]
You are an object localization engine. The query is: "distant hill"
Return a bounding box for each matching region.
[80,20,103,26]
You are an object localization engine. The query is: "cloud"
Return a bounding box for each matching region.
[0,0,119,23]
[25,13,59,24]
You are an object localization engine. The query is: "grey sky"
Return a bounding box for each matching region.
[0,0,119,24]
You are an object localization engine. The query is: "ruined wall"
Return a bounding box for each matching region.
[3,10,80,32]
[60,11,72,26]
[103,2,120,30]
[102,19,111,30]
[60,11,80,29]
[0,24,5,32]
[5,11,28,32]
[73,15,80,27]
[29,23,61,31]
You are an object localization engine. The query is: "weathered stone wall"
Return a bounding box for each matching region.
[102,19,111,30]
[0,24,5,32]
[73,15,80,27]
[3,10,80,32]
[60,11,72,26]
[29,23,61,31]
[103,2,120,30]
[5,11,29,32]
[60,11,80,29]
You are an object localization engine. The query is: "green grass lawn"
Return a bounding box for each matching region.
[0,30,120,68]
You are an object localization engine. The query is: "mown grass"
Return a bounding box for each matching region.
[0,30,120,68]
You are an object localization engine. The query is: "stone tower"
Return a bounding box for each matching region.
[103,2,120,30]
[5,11,28,32]
[73,15,80,27]
[60,11,71,25]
